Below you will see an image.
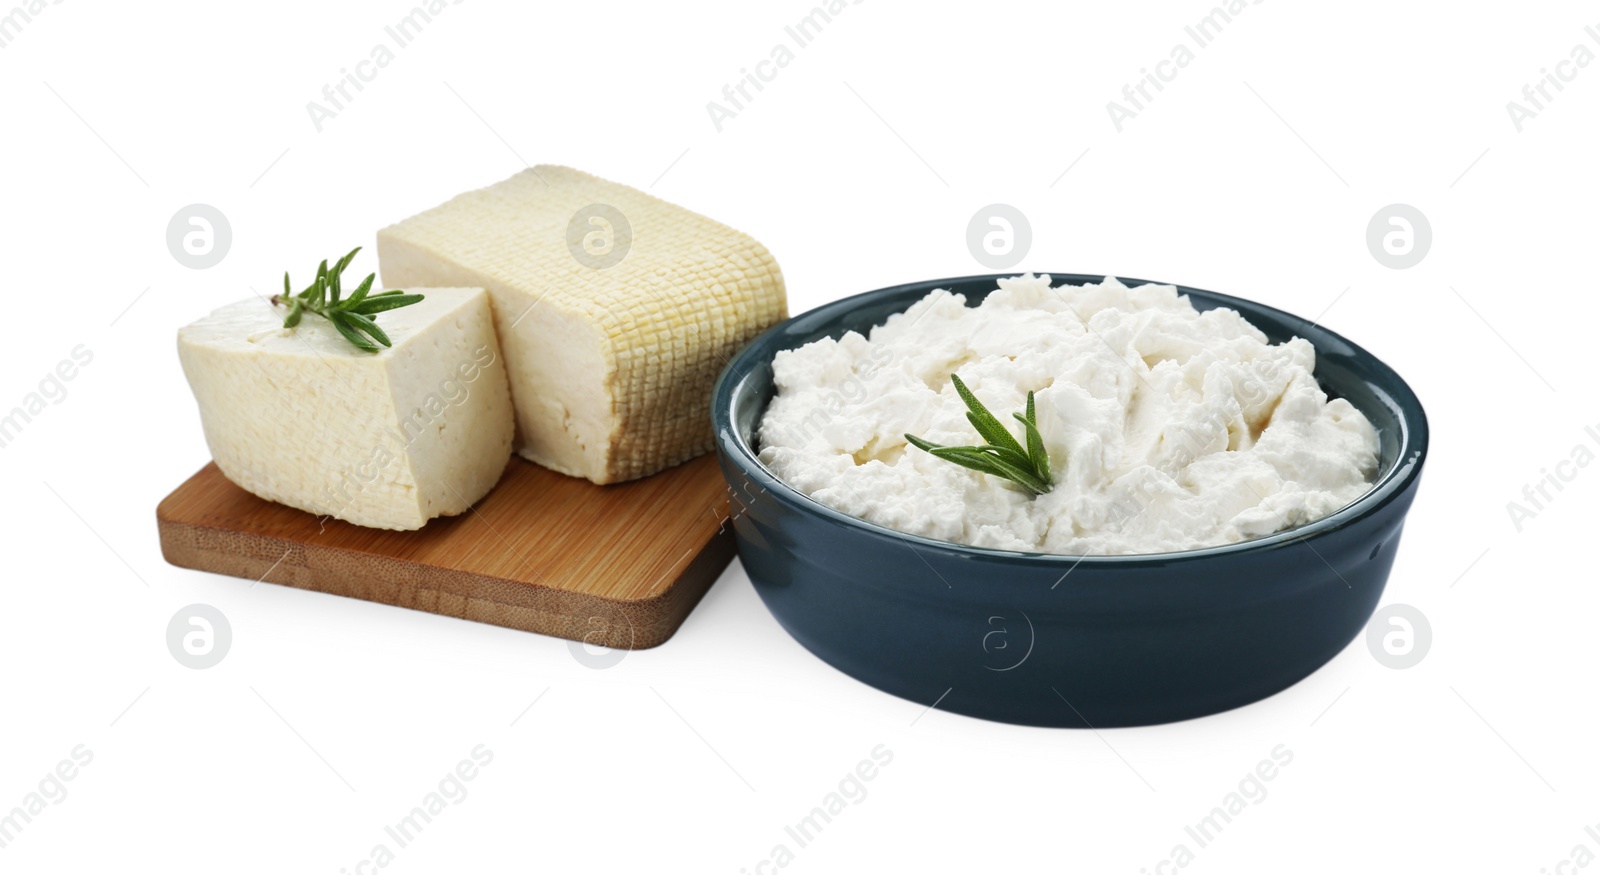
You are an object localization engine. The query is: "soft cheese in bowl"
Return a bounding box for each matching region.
[177,286,514,531]
[713,272,1429,727]
[757,274,1380,554]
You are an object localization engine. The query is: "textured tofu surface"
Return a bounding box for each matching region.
[177,288,514,530]
[377,165,787,484]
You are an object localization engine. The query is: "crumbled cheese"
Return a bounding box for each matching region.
[757,275,1379,555]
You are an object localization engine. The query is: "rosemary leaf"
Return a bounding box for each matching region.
[340,311,391,348]
[352,293,425,315]
[991,444,1040,473]
[1014,395,1048,481]
[328,311,381,351]
[928,447,1010,478]
[343,273,376,310]
[272,248,422,352]
[334,247,360,277]
[931,446,1049,495]
[979,454,1051,496]
[951,374,1027,458]
[905,374,1056,497]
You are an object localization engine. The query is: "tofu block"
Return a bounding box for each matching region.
[377,165,787,484]
[177,288,514,530]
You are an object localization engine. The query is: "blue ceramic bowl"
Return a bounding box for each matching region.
[712,274,1427,727]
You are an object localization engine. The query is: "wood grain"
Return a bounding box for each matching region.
[156,455,735,649]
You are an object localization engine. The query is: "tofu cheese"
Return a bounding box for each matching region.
[378,165,788,484]
[177,288,514,530]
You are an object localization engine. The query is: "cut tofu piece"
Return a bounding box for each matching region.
[177,288,514,530]
[377,165,787,484]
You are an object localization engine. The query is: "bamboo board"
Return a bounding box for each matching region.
[156,455,735,649]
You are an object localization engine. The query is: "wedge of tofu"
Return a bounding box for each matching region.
[177,288,514,530]
[377,165,787,484]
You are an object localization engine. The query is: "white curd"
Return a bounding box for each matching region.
[757,275,1380,555]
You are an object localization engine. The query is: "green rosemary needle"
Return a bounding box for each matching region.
[904,373,1054,497]
[270,247,423,352]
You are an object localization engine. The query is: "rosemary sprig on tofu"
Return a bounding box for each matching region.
[904,373,1054,497]
[271,247,423,352]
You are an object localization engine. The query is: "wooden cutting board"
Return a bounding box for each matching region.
[156,454,735,649]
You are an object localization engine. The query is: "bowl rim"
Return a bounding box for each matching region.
[713,272,1429,566]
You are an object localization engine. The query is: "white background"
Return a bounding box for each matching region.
[2,0,1597,872]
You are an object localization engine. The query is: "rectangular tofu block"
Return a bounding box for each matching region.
[177,288,515,530]
[377,165,787,484]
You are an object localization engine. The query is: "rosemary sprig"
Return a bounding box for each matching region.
[270,247,424,352]
[904,373,1054,497]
